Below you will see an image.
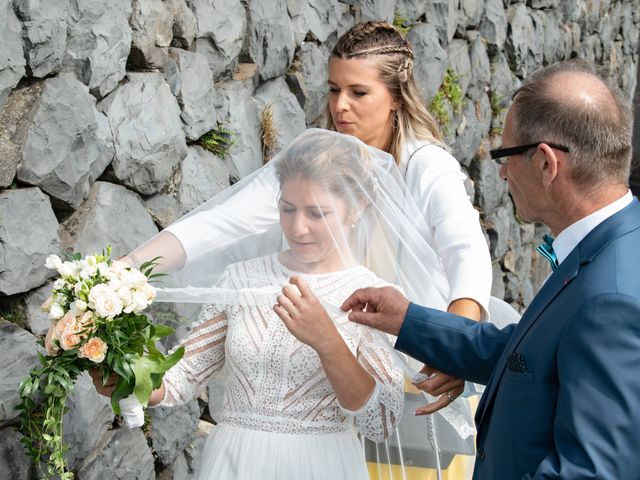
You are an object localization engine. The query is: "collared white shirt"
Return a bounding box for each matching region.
[553,190,633,266]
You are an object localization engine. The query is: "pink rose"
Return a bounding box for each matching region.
[44,321,60,356]
[79,337,108,363]
[56,312,81,351]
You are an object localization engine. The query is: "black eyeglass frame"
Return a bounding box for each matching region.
[490,142,570,164]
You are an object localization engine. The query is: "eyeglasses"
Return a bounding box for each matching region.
[490,142,570,165]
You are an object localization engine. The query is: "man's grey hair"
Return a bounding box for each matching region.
[511,60,632,187]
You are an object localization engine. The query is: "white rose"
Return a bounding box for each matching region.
[142,283,156,302]
[45,254,63,270]
[119,268,147,290]
[53,278,66,290]
[130,290,151,313]
[58,261,78,279]
[69,300,87,316]
[79,263,97,279]
[90,286,123,319]
[110,260,130,274]
[49,302,65,320]
[108,275,122,291]
[117,286,134,306]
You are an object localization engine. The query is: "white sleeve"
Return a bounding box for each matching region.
[407,145,492,313]
[165,167,280,261]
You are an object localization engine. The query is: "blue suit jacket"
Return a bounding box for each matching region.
[395,199,640,479]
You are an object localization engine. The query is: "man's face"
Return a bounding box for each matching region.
[498,108,543,224]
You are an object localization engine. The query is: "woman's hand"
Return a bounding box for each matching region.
[412,364,465,415]
[89,368,118,398]
[274,276,341,353]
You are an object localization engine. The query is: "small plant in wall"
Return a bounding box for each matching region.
[429,67,465,135]
[197,124,236,158]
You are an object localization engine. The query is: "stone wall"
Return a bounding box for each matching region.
[1,1,638,478]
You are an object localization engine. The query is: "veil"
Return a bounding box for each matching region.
[134,129,519,477]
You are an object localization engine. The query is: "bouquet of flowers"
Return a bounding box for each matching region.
[16,247,184,480]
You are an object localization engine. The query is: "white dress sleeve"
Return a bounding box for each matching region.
[164,166,280,262]
[339,328,404,443]
[158,304,228,407]
[403,143,492,314]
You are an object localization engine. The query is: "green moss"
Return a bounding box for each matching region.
[429,68,465,134]
[393,13,411,36]
[197,124,236,158]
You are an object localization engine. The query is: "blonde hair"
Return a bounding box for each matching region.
[328,21,445,164]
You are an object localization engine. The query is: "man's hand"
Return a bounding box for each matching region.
[341,286,410,336]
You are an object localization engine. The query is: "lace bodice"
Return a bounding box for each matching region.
[160,254,404,442]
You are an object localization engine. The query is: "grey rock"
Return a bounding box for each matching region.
[0,83,44,189]
[424,0,457,46]
[446,40,471,99]
[0,321,40,426]
[472,156,508,216]
[63,373,115,470]
[77,427,155,480]
[0,427,31,480]
[286,42,330,125]
[157,451,192,480]
[453,92,491,166]
[185,420,214,473]
[190,0,246,80]
[62,0,133,98]
[484,203,512,260]
[0,188,61,295]
[466,31,491,101]
[0,0,26,110]
[215,79,263,178]
[59,181,159,260]
[479,0,508,54]
[149,400,200,464]
[620,3,635,55]
[145,193,183,228]
[505,3,544,77]
[165,49,217,141]
[245,0,296,81]
[489,51,514,134]
[177,146,230,213]
[16,74,114,209]
[490,261,505,301]
[408,23,448,102]
[358,0,395,23]
[395,0,428,23]
[165,0,197,49]
[99,72,187,195]
[128,0,174,69]
[255,76,306,157]
[290,0,344,44]
[530,0,560,7]
[457,0,485,31]
[24,281,54,336]
[519,222,536,246]
[13,0,68,78]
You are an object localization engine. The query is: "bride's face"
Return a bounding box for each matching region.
[279,177,353,271]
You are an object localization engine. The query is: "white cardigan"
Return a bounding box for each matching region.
[398,138,491,313]
[166,137,492,313]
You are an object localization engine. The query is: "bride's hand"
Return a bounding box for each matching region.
[274,276,340,353]
[412,364,465,415]
[89,368,118,398]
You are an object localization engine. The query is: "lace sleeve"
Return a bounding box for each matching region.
[158,304,228,406]
[341,327,404,443]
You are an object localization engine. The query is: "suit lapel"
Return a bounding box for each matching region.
[476,198,640,429]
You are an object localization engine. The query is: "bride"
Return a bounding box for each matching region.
[94,130,412,479]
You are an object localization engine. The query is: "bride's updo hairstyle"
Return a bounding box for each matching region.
[328,21,446,164]
[274,132,375,219]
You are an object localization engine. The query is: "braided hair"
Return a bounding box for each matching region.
[328,21,445,164]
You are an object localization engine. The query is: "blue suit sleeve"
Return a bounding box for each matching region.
[394,303,514,385]
[524,293,640,479]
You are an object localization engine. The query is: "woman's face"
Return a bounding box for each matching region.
[328,56,399,152]
[279,176,353,273]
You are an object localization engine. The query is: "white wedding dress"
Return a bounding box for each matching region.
[157,254,405,480]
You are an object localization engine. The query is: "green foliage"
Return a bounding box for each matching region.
[429,68,465,134]
[489,92,506,136]
[0,299,27,328]
[393,12,411,36]
[197,124,236,158]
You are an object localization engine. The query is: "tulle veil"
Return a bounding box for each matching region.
[132,128,519,478]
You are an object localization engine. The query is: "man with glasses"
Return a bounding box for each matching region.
[342,59,640,479]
